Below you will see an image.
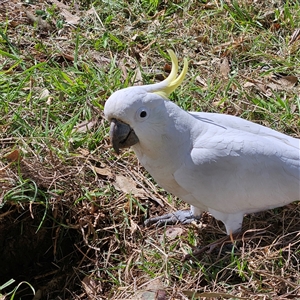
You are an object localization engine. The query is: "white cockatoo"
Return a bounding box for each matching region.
[104,50,300,236]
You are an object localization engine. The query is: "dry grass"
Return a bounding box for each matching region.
[0,0,299,299]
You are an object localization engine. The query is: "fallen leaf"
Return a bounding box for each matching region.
[50,0,70,10]
[270,23,281,31]
[60,9,81,25]
[220,56,230,79]
[159,227,183,242]
[243,78,269,95]
[265,74,298,92]
[132,33,139,41]
[156,290,167,300]
[129,218,139,234]
[51,0,81,25]
[195,75,207,87]
[213,37,246,53]
[273,75,298,88]
[26,11,53,31]
[73,119,97,133]
[78,148,90,156]
[289,28,300,45]
[243,81,255,88]
[212,100,225,108]
[114,175,146,198]
[133,67,143,86]
[140,291,156,300]
[39,88,50,100]
[119,59,128,80]
[134,278,165,300]
[93,166,112,177]
[195,35,209,43]
[54,53,74,63]
[46,97,53,105]
[163,63,172,73]
[5,149,22,162]
[81,276,100,299]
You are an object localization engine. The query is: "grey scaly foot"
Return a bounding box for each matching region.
[144,210,201,227]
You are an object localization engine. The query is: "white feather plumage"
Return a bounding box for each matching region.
[104,50,300,235]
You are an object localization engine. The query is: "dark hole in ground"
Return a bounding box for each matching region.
[0,203,84,299]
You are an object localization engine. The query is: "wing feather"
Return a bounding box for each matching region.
[174,115,300,215]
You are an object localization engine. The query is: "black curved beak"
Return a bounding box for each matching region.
[109,119,139,154]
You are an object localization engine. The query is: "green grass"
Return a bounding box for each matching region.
[0,0,299,299]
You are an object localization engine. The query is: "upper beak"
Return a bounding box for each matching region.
[109,119,139,154]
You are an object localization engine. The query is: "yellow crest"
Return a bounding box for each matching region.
[144,50,188,99]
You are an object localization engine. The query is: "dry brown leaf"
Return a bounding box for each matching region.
[129,218,139,234]
[51,0,81,25]
[133,67,143,86]
[255,82,267,93]
[93,166,112,178]
[60,9,81,25]
[81,276,100,299]
[243,81,255,88]
[50,0,70,10]
[39,88,50,100]
[243,78,269,95]
[119,59,128,80]
[132,33,139,41]
[195,35,209,43]
[160,227,183,242]
[247,83,273,97]
[133,278,165,300]
[265,75,298,93]
[114,174,146,198]
[55,53,74,63]
[289,28,300,45]
[26,11,52,31]
[212,100,225,108]
[5,149,22,162]
[51,0,80,23]
[78,148,90,156]
[46,96,53,105]
[195,75,207,87]
[220,57,230,79]
[213,37,245,53]
[273,75,298,88]
[163,63,172,73]
[73,119,97,133]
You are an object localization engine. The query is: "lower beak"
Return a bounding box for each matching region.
[109,119,139,154]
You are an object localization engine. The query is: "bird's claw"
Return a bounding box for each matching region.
[145,210,200,227]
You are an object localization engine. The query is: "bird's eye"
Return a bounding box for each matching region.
[136,107,149,121]
[140,110,147,118]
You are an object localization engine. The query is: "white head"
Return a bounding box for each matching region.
[104,50,188,154]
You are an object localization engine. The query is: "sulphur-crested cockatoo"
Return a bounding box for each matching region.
[104,50,300,236]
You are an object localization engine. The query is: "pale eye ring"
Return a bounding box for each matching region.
[136,107,149,121]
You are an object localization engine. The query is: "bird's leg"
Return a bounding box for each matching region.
[144,209,201,227]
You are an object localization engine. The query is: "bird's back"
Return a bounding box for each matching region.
[174,112,300,215]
